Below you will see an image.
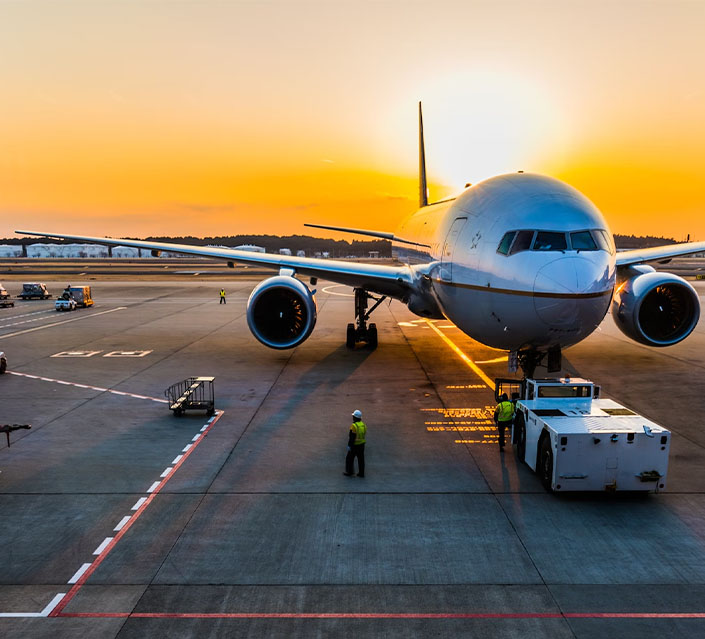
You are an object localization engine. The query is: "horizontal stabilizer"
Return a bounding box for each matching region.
[304,223,430,248]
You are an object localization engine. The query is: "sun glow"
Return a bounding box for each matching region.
[420,71,565,195]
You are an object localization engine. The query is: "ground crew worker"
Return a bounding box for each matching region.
[344,409,366,477]
[219,288,226,304]
[494,392,515,452]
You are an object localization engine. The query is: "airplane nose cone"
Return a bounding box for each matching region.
[534,256,613,328]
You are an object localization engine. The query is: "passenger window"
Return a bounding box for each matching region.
[570,231,597,251]
[533,231,567,251]
[496,231,516,255]
[508,230,534,255]
[594,229,615,255]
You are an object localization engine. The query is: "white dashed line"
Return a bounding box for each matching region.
[200,424,208,432]
[160,467,173,478]
[68,563,92,584]
[93,537,114,555]
[182,444,192,453]
[0,592,67,618]
[131,497,147,511]
[147,481,161,493]
[0,306,127,340]
[191,434,200,442]
[171,455,183,465]
[113,516,131,532]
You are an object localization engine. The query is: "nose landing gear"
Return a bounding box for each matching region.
[346,288,386,349]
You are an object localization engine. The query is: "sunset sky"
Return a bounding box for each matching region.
[1,1,704,241]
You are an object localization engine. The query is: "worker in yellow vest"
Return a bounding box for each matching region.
[219,288,226,304]
[493,393,515,452]
[344,409,366,477]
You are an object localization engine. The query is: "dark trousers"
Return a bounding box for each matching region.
[345,444,365,476]
[220,297,226,304]
[498,420,512,449]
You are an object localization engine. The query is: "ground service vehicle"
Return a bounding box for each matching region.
[495,377,670,493]
[18,283,50,299]
[55,295,77,312]
[0,284,13,308]
[68,285,93,307]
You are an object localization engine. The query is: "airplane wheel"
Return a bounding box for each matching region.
[346,323,356,349]
[367,323,378,349]
[515,412,526,463]
[539,436,554,492]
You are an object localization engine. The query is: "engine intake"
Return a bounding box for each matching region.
[612,270,700,346]
[246,276,317,349]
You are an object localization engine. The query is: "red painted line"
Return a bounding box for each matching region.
[49,411,224,617]
[57,611,705,619]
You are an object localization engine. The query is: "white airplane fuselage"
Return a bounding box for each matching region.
[393,172,616,352]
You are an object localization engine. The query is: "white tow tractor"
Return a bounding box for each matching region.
[495,377,670,493]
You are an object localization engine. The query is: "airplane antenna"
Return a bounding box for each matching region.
[418,101,428,207]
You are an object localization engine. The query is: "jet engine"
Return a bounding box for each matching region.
[612,268,700,347]
[246,276,317,349]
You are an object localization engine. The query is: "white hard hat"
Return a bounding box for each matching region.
[352,409,362,419]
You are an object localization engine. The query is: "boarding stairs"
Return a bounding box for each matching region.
[165,376,215,416]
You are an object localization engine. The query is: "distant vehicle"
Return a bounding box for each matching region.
[55,295,77,312]
[68,285,93,307]
[0,284,13,308]
[495,377,670,493]
[0,351,6,374]
[18,283,50,300]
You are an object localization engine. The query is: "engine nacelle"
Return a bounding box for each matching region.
[246,276,317,349]
[612,270,700,346]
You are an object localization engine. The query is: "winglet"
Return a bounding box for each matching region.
[419,101,428,208]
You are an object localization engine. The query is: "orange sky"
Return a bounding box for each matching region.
[1,1,704,241]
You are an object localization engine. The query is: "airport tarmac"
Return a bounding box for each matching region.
[1,274,705,638]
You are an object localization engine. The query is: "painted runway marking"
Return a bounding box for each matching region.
[0,311,66,330]
[192,434,201,442]
[182,444,192,452]
[321,284,354,297]
[93,538,114,555]
[171,455,183,465]
[48,411,225,618]
[53,611,705,620]
[160,467,173,478]
[67,563,92,584]
[104,350,153,358]
[131,497,147,511]
[7,371,168,403]
[113,516,131,532]
[51,350,102,358]
[424,319,494,387]
[0,306,127,340]
[0,593,66,618]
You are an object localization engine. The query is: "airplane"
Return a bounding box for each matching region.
[17,103,705,377]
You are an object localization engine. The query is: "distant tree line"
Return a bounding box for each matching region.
[0,234,393,258]
[1,233,682,255]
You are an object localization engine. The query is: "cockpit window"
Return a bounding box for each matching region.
[496,231,516,255]
[509,230,535,255]
[533,231,567,251]
[570,231,598,251]
[594,229,615,255]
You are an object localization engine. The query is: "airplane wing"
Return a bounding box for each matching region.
[616,241,705,268]
[15,230,414,298]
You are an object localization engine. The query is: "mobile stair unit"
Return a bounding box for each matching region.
[165,377,215,417]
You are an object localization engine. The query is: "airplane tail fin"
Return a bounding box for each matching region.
[418,102,428,208]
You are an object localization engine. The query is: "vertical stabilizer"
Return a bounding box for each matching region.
[418,102,428,207]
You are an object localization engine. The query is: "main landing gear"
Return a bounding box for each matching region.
[346,288,386,350]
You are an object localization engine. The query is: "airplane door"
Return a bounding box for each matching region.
[440,217,467,281]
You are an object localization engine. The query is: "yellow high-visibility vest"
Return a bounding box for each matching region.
[220,289,226,297]
[350,420,367,445]
[497,401,514,422]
